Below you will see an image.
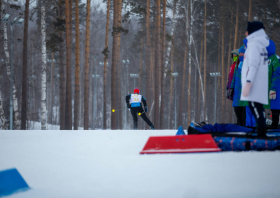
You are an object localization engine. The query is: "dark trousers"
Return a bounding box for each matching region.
[234,106,246,126]
[271,109,280,128]
[130,106,153,127]
[248,101,266,129]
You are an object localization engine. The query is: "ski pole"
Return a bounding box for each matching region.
[112,107,127,112]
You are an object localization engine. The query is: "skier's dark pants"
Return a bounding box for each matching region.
[248,101,266,136]
[130,106,153,127]
[234,106,246,126]
[271,109,280,128]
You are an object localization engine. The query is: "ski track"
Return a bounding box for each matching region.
[0,130,280,198]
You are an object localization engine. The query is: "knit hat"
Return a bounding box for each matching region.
[267,40,276,58]
[246,21,265,35]
[134,87,140,94]
[231,49,239,60]
[231,49,239,56]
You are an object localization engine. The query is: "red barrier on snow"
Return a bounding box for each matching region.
[140,134,221,154]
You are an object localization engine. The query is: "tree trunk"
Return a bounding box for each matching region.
[49,53,54,125]
[150,31,155,121]
[117,57,122,129]
[179,37,188,127]
[0,2,5,129]
[168,0,179,128]
[21,0,30,130]
[179,2,188,127]
[118,0,122,129]
[111,0,123,129]
[217,24,221,122]
[194,50,197,123]
[233,0,239,50]
[165,0,179,69]
[154,0,161,128]
[221,25,225,123]
[160,0,167,129]
[103,0,110,129]
[227,30,232,123]
[0,88,6,129]
[203,0,207,121]
[145,0,151,123]
[41,3,47,130]
[74,0,80,130]
[84,0,91,130]
[187,0,193,126]
[273,16,275,41]
[65,0,72,130]
[168,45,174,129]
[139,38,143,89]
[248,0,252,21]
[3,10,20,129]
[59,0,66,130]
[198,36,203,122]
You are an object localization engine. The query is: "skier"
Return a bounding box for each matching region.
[241,21,270,137]
[125,88,155,130]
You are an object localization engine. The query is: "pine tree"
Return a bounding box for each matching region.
[21,0,30,130]
[145,0,151,125]
[160,0,167,129]
[41,1,47,130]
[59,0,66,130]
[65,0,73,130]
[154,0,161,128]
[84,0,91,130]
[103,0,111,129]
[111,0,123,129]
[203,0,207,121]
[74,0,80,130]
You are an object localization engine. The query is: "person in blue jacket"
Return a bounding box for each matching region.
[229,45,248,126]
[267,43,280,128]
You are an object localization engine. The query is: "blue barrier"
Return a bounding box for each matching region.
[0,168,29,196]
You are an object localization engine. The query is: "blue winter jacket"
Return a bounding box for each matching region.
[230,61,248,107]
[267,42,280,110]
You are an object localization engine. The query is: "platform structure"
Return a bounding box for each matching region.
[140,134,221,154]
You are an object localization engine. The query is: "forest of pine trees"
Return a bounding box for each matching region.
[0,0,280,130]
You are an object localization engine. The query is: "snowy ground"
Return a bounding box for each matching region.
[1,130,280,198]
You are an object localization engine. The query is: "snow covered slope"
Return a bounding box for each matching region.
[0,130,280,198]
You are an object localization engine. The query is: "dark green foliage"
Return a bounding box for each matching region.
[53,18,66,32]
[46,33,63,52]
[102,47,109,59]
[122,1,146,24]
[112,26,129,36]
[9,4,21,10]
[165,33,173,42]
